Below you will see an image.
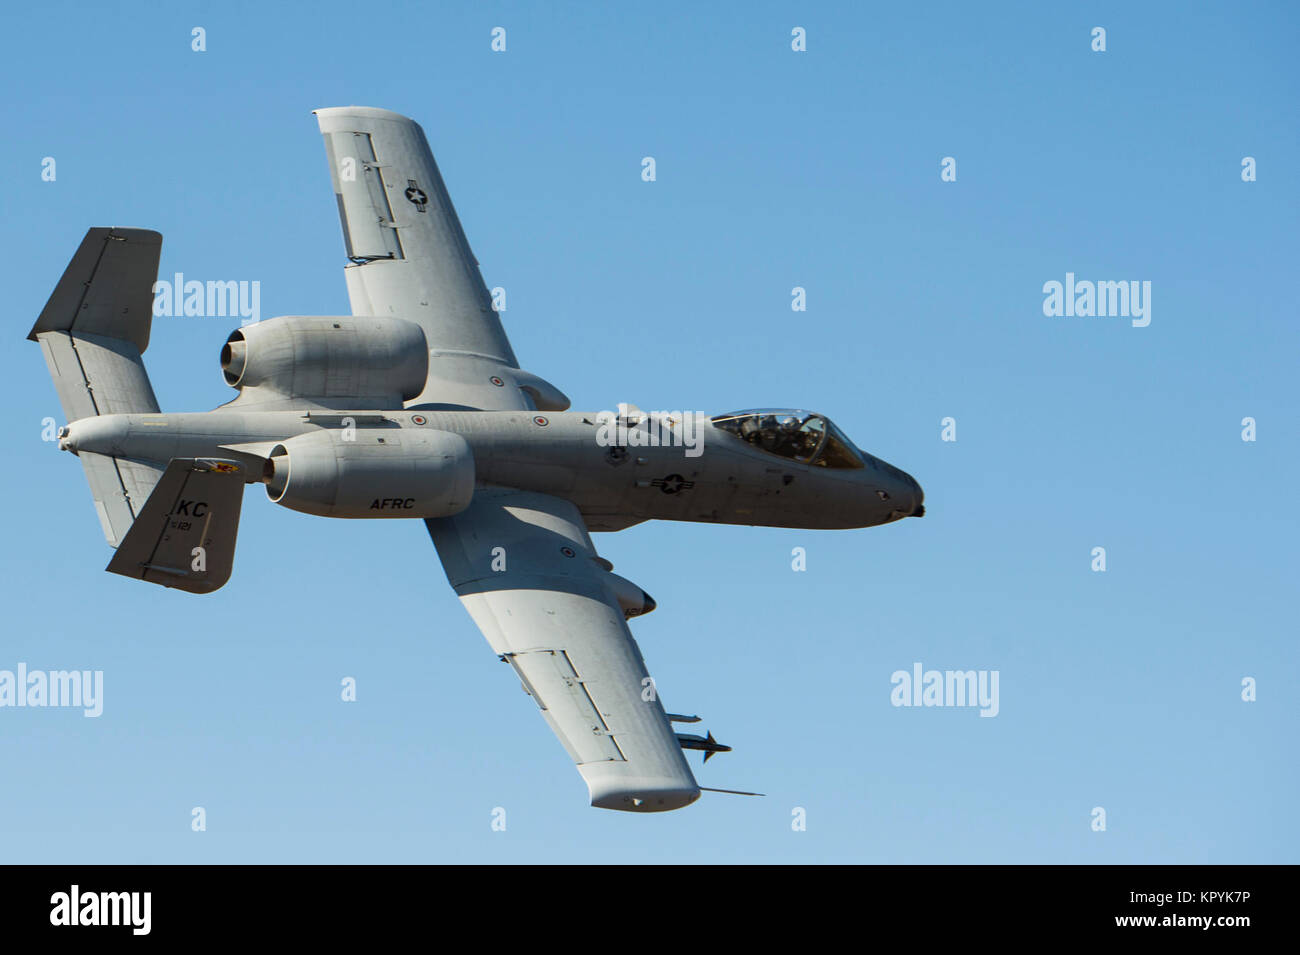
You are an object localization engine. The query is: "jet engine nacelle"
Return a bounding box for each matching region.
[221,315,428,410]
[263,428,474,519]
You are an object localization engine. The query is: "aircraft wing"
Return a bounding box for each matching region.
[426,488,701,812]
[314,107,567,413]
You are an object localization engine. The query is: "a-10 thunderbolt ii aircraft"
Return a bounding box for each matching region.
[29,107,924,813]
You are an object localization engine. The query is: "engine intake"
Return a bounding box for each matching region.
[264,428,474,519]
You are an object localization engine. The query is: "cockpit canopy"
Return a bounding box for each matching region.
[711,409,864,469]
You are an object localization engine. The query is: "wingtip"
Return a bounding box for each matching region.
[313,106,421,130]
[585,774,701,813]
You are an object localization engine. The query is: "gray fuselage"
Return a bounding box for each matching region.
[59,409,924,532]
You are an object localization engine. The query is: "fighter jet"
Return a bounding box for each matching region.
[28,107,924,812]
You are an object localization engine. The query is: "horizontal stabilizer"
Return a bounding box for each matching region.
[105,458,247,594]
[35,331,160,422]
[31,228,167,546]
[77,453,163,547]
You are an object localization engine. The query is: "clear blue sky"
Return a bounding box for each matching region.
[1,1,1294,863]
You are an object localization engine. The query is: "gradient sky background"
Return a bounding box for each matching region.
[1,1,1295,863]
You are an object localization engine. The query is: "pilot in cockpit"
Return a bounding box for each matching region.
[741,413,810,461]
[711,409,866,470]
[756,414,793,455]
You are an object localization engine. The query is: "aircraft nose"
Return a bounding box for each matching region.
[904,473,925,517]
[857,448,925,520]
